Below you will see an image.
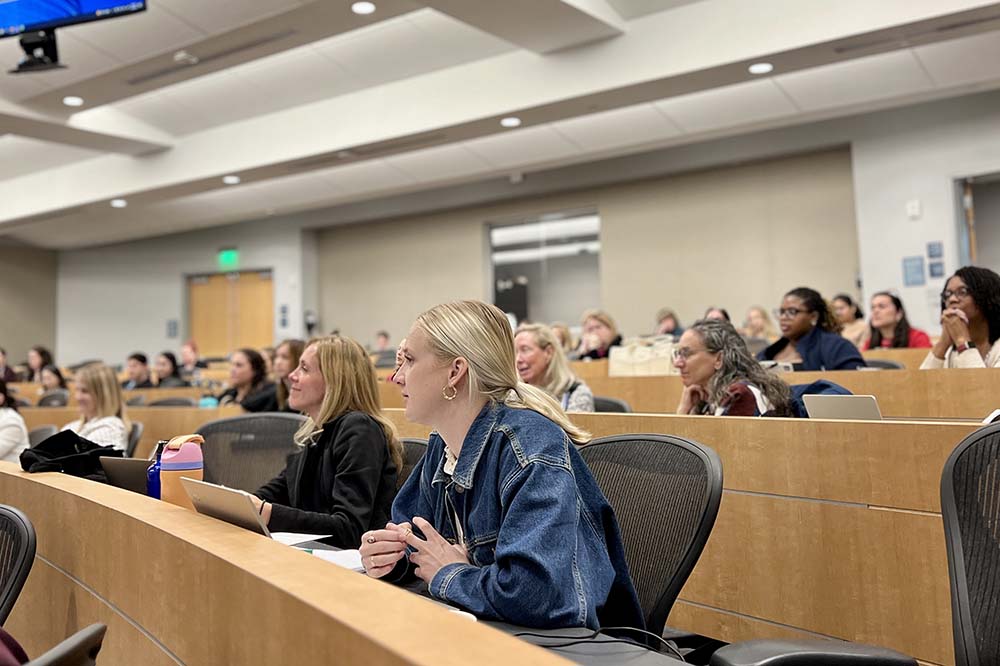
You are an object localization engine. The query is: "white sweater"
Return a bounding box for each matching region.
[61,416,129,450]
[920,339,1000,369]
[0,408,29,463]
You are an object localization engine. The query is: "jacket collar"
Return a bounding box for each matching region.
[432,401,501,490]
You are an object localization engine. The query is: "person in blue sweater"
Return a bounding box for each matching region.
[758,287,867,371]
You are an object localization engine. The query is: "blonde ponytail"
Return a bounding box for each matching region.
[505,381,590,445]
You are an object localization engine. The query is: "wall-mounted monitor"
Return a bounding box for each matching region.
[0,1,147,39]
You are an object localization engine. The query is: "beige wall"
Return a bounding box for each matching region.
[318,148,858,341]
[0,245,57,363]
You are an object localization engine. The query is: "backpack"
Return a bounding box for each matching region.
[19,430,122,481]
[788,380,853,418]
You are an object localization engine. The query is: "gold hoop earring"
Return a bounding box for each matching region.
[442,385,457,401]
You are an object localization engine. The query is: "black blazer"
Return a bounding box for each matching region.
[256,411,397,548]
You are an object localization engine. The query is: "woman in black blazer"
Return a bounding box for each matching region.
[252,337,402,547]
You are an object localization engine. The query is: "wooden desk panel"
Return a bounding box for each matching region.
[0,466,567,666]
[11,384,208,408]
[862,348,932,369]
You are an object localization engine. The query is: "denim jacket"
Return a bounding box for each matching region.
[389,402,644,630]
[758,326,866,371]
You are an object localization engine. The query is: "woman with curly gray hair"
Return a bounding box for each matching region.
[673,319,792,416]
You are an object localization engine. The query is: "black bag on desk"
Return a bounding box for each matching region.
[19,430,123,481]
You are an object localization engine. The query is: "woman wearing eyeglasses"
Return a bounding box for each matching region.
[675,319,792,416]
[757,287,867,371]
[921,266,1000,369]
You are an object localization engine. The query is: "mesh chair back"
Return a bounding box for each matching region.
[37,389,69,407]
[865,359,904,370]
[0,505,36,625]
[197,413,306,492]
[27,623,106,666]
[593,396,632,413]
[28,425,57,448]
[579,434,722,636]
[398,438,428,491]
[148,397,197,407]
[941,422,1000,666]
[126,422,143,458]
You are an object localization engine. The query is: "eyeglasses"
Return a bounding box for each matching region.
[941,286,971,300]
[774,307,811,319]
[672,347,705,362]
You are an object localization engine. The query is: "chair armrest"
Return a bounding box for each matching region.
[709,639,917,666]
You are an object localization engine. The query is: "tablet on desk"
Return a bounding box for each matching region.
[181,477,271,537]
[100,457,150,495]
[803,394,882,421]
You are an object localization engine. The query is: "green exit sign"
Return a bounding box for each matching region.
[218,248,239,271]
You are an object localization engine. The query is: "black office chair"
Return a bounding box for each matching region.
[593,396,632,413]
[27,623,106,666]
[126,422,144,458]
[0,505,36,625]
[148,397,197,407]
[37,389,69,407]
[28,425,58,448]
[398,438,428,491]
[864,359,904,370]
[579,434,722,637]
[197,413,305,492]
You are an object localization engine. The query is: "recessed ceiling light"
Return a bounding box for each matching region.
[500,116,522,128]
[110,199,127,208]
[222,175,241,185]
[62,96,84,107]
[351,2,376,15]
[748,62,774,75]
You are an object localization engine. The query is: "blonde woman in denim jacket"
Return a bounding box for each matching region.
[359,301,643,630]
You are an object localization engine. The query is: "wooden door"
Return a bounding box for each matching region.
[236,271,274,350]
[187,271,274,356]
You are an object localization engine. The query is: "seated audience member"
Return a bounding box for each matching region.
[578,310,623,360]
[40,365,67,392]
[832,294,868,348]
[0,380,29,463]
[359,301,643,630]
[922,266,1000,369]
[218,349,275,411]
[0,348,17,383]
[154,352,189,388]
[273,339,306,412]
[26,346,53,383]
[253,337,400,544]
[260,347,276,380]
[179,340,208,380]
[61,364,129,450]
[759,288,867,370]
[740,306,778,341]
[373,330,391,352]
[674,319,791,416]
[862,292,932,350]
[655,307,684,337]
[121,353,154,390]
[703,307,731,322]
[515,323,594,412]
[550,323,575,353]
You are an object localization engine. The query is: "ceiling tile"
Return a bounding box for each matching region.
[70,3,207,62]
[155,70,262,135]
[318,159,417,195]
[653,79,797,133]
[232,47,367,111]
[405,9,514,61]
[774,49,934,112]
[0,72,53,103]
[913,32,1000,89]
[158,0,302,36]
[113,90,213,136]
[0,136,101,181]
[551,103,682,152]
[386,144,493,182]
[463,125,583,170]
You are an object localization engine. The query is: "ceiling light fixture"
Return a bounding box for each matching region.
[62,95,84,107]
[110,199,128,208]
[500,116,522,128]
[351,2,376,15]
[748,62,774,75]
[222,175,241,185]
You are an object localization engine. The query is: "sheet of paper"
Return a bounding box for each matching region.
[270,532,332,546]
[309,548,365,572]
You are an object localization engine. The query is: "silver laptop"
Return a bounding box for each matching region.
[803,394,882,421]
[100,457,150,495]
[181,477,271,537]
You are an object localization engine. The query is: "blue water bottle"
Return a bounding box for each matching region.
[146,440,168,498]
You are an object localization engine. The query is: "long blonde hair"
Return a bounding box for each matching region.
[77,364,129,429]
[415,301,590,445]
[515,323,578,399]
[294,337,403,472]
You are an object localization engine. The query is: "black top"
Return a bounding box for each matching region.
[156,376,190,388]
[256,411,398,547]
[579,334,623,360]
[218,382,277,412]
[122,378,154,390]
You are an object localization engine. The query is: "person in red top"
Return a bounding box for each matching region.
[862,292,932,350]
